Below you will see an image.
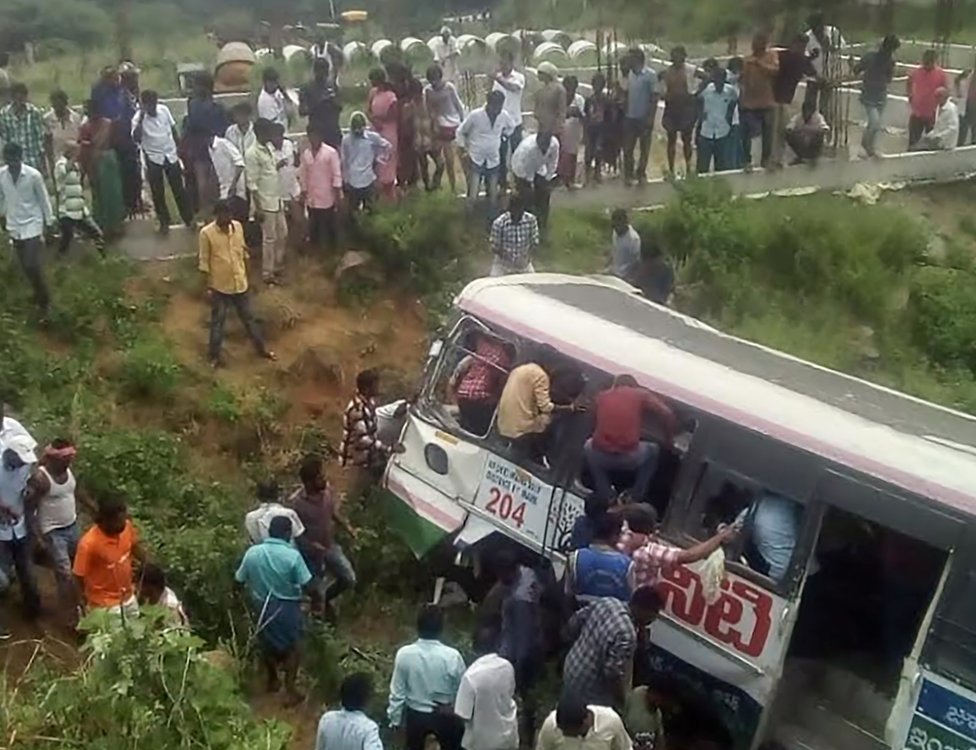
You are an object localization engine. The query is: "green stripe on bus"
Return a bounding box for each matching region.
[380,489,449,557]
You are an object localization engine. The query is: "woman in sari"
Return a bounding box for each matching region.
[367,67,399,201]
[78,104,125,239]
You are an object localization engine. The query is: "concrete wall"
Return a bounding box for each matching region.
[552,144,976,211]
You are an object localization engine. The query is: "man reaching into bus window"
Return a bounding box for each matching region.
[496,359,584,464]
[583,375,677,504]
[449,332,514,436]
[566,512,634,603]
[618,504,737,588]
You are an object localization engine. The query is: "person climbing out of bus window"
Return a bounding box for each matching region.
[563,587,664,710]
[566,511,634,604]
[618,504,737,589]
[583,375,677,504]
[496,358,585,465]
[449,332,514,436]
[570,495,611,551]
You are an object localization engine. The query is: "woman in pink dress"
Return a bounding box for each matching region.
[367,67,399,201]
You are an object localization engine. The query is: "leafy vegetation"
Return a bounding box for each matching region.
[0,610,291,749]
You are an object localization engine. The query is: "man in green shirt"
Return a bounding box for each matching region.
[235,515,313,704]
[623,684,667,750]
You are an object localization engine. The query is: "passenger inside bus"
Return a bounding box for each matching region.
[448,331,515,436]
[699,482,805,584]
[583,374,678,504]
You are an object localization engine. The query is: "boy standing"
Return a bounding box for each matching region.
[54,143,104,256]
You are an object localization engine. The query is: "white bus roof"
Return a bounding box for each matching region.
[456,274,976,515]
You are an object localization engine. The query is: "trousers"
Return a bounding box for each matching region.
[13,235,50,311]
[145,158,192,228]
[208,290,267,361]
[260,210,287,279]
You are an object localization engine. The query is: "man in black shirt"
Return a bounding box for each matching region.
[299,57,343,150]
[771,34,817,167]
[855,35,900,157]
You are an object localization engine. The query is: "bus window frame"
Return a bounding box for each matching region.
[677,457,819,599]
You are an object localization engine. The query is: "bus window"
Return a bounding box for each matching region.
[428,327,516,439]
[690,467,808,587]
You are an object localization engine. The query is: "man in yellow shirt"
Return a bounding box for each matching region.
[198,199,277,368]
[497,359,584,463]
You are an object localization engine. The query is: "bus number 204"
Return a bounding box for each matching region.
[485,487,527,529]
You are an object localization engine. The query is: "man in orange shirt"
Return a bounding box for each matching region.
[73,495,146,620]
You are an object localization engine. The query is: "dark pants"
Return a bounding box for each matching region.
[13,236,50,312]
[785,130,825,162]
[116,143,142,216]
[1,536,40,618]
[146,158,192,229]
[515,175,551,239]
[908,115,935,148]
[509,432,548,465]
[583,439,658,503]
[228,195,250,224]
[307,207,338,251]
[457,399,496,435]
[696,135,729,173]
[741,108,774,167]
[622,117,653,181]
[345,184,375,213]
[499,125,523,188]
[208,290,267,361]
[58,216,104,255]
[959,105,976,146]
[404,707,463,750]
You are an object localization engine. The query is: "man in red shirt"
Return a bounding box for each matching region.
[907,49,949,147]
[584,374,677,503]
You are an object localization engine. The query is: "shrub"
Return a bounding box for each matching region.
[2,611,290,749]
[118,338,184,401]
[908,266,976,373]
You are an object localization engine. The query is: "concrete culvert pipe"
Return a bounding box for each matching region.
[541,29,572,48]
[283,44,311,63]
[371,39,394,60]
[214,41,256,92]
[457,34,485,52]
[568,39,597,62]
[532,41,569,64]
[342,41,369,65]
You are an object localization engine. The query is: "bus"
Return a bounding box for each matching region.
[382,272,976,750]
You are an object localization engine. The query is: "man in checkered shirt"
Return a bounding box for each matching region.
[488,195,540,276]
[562,588,663,709]
[0,83,46,173]
[617,504,737,589]
[450,332,513,435]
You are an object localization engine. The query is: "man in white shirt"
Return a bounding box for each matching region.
[785,100,830,164]
[317,673,384,750]
[0,435,40,620]
[208,134,246,205]
[132,89,193,233]
[257,68,292,129]
[804,12,847,119]
[0,141,55,314]
[510,132,559,240]
[0,403,36,454]
[536,696,632,750]
[492,51,525,187]
[915,88,960,151]
[243,480,305,544]
[432,27,461,83]
[457,91,514,213]
[454,628,518,750]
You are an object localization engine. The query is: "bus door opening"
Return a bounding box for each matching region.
[771,505,947,748]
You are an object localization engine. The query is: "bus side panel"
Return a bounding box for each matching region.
[897,670,976,750]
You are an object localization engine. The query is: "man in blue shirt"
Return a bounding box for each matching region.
[235,515,312,705]
[340,111,392,213]
[388,604,467,750]
[622,48,658,185]
[317,673,384,750]
[697,67,738,173]
[567,512,634,604]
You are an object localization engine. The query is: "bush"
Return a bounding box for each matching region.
[118,337,184,401]
[2,611,290,749]
[908,266,976,373]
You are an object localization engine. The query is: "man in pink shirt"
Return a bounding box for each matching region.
[298,123,343,252]
[907,49,949,148]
